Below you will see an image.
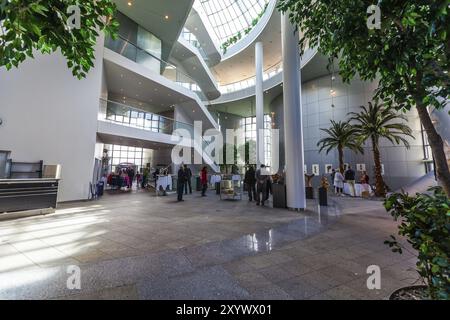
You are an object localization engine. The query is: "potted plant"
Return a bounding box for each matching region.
[384,187,450,300]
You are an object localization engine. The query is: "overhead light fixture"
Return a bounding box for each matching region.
[128,1,132,6]
[165,15,169,20]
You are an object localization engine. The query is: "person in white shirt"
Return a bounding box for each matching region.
[334,169,345,196]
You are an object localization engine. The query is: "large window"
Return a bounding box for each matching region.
[240,115,272,167]
[199,0,268,44]
[104,145,152,173]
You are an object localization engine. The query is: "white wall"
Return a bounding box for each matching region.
[268,74,426,190]
[0,35,105,202]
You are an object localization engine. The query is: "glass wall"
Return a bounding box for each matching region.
[103,100,175,134]
[240,115,272,167]
[104,144,152,174]
[105,11,162,73]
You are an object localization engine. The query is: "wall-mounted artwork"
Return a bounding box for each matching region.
[312,164,320,176]
[357,164,366,172]
[344,163,350,171]
[325,164,333,174]
[381,164,385,175]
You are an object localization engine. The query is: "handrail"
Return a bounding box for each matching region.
[218,60,283,94]
[100,98,191,126]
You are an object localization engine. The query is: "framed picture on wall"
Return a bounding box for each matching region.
[381,164,385,175]
[325,164,333,174]
[357,164,366,172]
[312,164,320,176]
[344,163,350,171]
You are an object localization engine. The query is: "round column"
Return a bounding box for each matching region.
[281,13,306,210]
[255,41,264,167]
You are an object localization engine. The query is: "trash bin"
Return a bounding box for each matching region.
[97,181,105,197]
[196,176,201,191]
[318,187,328,206]
[215,182,221,195]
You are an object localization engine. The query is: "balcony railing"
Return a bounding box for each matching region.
[218,60,283,94]
[105,35,208,102]
[99,99,194,134]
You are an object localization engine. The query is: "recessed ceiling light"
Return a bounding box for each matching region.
[165,15,169,20]
[128,2,132,6]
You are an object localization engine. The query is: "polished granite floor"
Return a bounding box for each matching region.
[0,189,419,300]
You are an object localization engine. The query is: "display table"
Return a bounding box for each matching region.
[0,179,59,213]
[156,175,172,191]
[231,175,241,181]
[220,180,243,200]
[210,175,222,184]
[343,183,373,197]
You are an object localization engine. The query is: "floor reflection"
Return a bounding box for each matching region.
[224,199,341,255]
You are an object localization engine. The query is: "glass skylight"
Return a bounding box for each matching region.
[198,0,269,44]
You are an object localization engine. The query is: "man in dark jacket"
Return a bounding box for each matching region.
[344,165,356,197]
[184,165,193,194]
[177,166,187,201]
[255,165,269,206]
[244,166,256,202]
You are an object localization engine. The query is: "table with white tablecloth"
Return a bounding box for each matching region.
[343,183,373,197]
[210,175,222,185]
[156,175,172,191]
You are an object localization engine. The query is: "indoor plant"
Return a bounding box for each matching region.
[384,187,450,300]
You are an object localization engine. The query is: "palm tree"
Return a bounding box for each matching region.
[317,120,364,173]
[348,102,414,197]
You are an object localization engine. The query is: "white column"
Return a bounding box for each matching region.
[255,41,264,167]
[281,13,306,210]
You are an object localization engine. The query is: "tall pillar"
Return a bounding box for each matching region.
[255,41,264,167]
[281,13,306,210]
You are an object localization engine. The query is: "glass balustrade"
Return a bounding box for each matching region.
[218,61,283,94]
[99,99,218,162]
[105,35,208,102]
[99,99,179,134]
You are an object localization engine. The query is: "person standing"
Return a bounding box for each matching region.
[360,171,370,185]
[142,166,149,189]
[200,166,208,197]
[255,165,269,206]
[330,169,337,193]
[334,169,345,196]
[177,166,187,202]
[244,166,256,202]
[344,165,356,197]
[184,165,193,194]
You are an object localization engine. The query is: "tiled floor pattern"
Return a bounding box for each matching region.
[0,190,419,299]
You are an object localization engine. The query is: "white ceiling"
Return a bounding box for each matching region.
[103,59,191,113]
[211,10,282,85]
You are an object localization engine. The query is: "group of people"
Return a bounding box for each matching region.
[331,165,370,197]
[244,165,272,206]
[107,167,136,190]
[177,165,208,202]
